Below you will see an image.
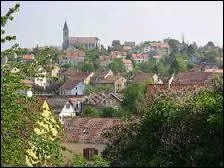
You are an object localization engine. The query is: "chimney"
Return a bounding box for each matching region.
[168,73,174,89]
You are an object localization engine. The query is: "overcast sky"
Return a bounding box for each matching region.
[1,1,223,50]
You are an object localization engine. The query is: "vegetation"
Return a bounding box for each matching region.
[108,58,125,73]
[102,77,223,167]
[1,4,62,166]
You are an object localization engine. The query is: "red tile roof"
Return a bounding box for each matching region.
[61,117,122,144]
[59,80,81,90]
[23,54,34,60]
[173,72,215,84]
[204,69,223,73]
[148,83,209,95]
[61,70,91,81]
[133,72,154,82]
[22,79,34,86]
[66,50,85,58]
[122,59,132,64]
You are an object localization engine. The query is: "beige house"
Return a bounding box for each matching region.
[51,65,60,77]
[61,117,122,165]
[83,92,123,111]
[94,75,127,93]
[122,59,133,72]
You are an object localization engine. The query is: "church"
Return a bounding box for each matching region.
[62,21,101,50]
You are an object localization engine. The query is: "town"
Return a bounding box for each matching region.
[1,2,223,167]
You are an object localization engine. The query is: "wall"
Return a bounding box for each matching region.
[71,82,86,96]
[61,142,106,164]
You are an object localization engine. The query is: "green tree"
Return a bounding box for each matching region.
[81,62,95,72]
[108,58,125,73]
[122,83,147,115]
[1,4,62,166]
[112,40,122,51]
[82,106,100,117]
[102,80,223,167]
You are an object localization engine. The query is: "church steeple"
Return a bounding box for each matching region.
[63,21,68,31]
[62,21,69,50]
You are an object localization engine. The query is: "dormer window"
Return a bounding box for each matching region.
[66,103,70,109]
[83,127,89,134]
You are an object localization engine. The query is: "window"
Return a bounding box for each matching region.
[66,103,70,109]
[83,148,98,161]
[83,127,89,134]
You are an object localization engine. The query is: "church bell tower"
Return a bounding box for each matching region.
[62,21,69,50]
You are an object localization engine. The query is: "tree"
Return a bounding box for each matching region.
[108,58,125,73]
[204,49,219,63]
[121,83,147,115]
[1,4,62,166]
[81,62,95,72]
[139,57,157,73]
[167,39,180,53]
[102,81,223,167]
[112,40,122,51]
[82,106,100,117]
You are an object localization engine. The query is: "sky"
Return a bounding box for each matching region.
[1,1,223,50]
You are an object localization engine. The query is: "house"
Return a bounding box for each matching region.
[51,65,60,77]
[34,67,48,89]
[61,117,122,164]
[61,70,94,85]
[203,68,223,73]
[23,54,34,63]
[131,72,162,84]
[172,72,217,84]
[83,92,123,111]
[131,53,148,63]
[123,45,132,51]
[147,83,210,95]
[47,97,68,115]
[60,50,85,66]
[94,75,127,93]
[149,42,170,56]
[59,80,86,96]
[122,59,133,72]
[23,79,35,87]
[124,41,135,48]
[96,55,112,66]
[91,69,113,84]
[59,96,87,121]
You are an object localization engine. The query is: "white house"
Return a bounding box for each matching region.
[59,97,86,123]
[59,80,86,96]
[34,67,48,89]
[59,100,76,123]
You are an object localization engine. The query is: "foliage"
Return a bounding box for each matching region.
[102,83,223,167]
[80,62,95,72]
[112,40,122,51]
[122,83,147,115]
[72,154,87,167]
[82,106,100,117]
[1,3,62,166]
[138,57,157,73]
[91,155,110,167]
[84,84,113,95]
[109,58,125,73]
[72,154,110,167]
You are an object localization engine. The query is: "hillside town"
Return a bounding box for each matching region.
[1,2,223,167]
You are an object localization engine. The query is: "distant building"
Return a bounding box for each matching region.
[122,59,133,72]
[62,21,100,50]
[149,42,170,56]
[124,41,135,48]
